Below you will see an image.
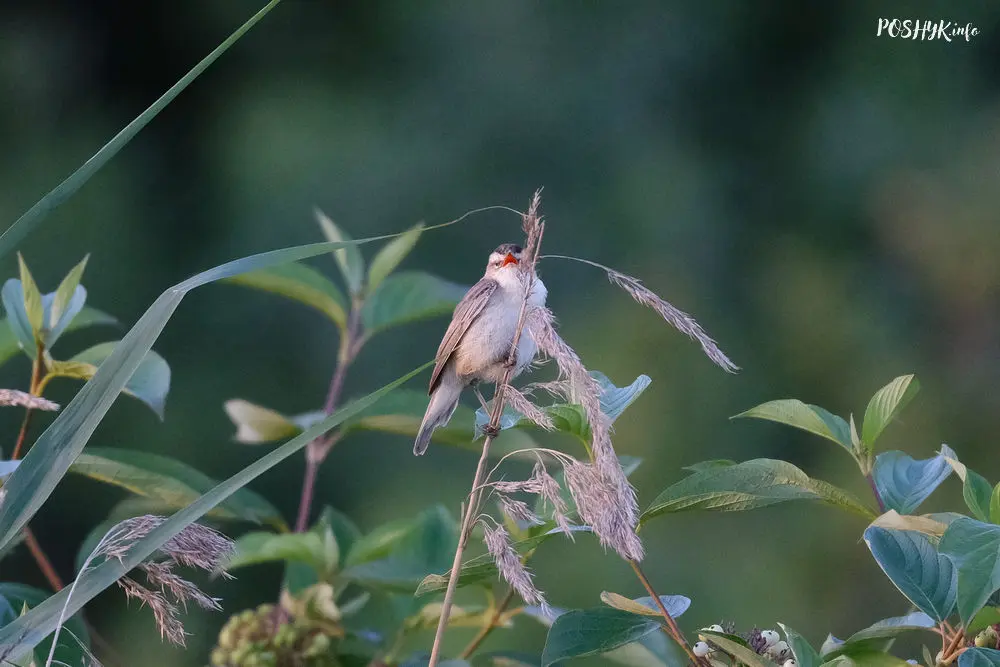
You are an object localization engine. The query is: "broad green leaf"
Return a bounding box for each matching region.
[939,517,1000,625]
[223,399,301,444]
[0,0,283,260]
[732,399,853,453]
[315,209,364,295]
[961,649,1000,667]
[943,454,993,522]
[2,280,36,353]
[415,526,588,596]
[683,459,736,473]
[361,271,467,335]
[0,583,88,667]
[642,459,876,523]
[871,445,955,515]
[3,279,89,352]
[0,361,428,660]
[69,342,171,419]
[341,506,457,592]
[600,592,690,618]
[368,223,423,293]
[992,483,1000,525]
[0,321,20,367]
[49,256,89,332]
[226,531,331,574]
[16,255,43,340]
[700,631,776,667]
[69,446,285,529]
[863,526,956,622]
[542,608,663,667]
[604,631,688,667]
[223,261,347,330]
[778,623,821,667]
[343,518,419,568]
[819,612,936,659]
[862,375,919,451]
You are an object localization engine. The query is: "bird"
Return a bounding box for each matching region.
[413,243,547,455]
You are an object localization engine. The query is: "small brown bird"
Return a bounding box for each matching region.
[413,243,547,455]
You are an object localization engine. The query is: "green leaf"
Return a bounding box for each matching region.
[819,612,936,659]
[0,360,428,661]
[863,526,956,622]
[223,261,348,330]
[69,446,286,529]
[778,623,821,667]
[641,459,876,523]
[700,631,776,667]
[943,454,993,523]
[939,517,1000,625]
[69,342,171,419]
[226,531,332,575]
[868,510,950,539]
[991,483,1000,525]
[0,306,118,368]
[599,592,690,618]
[542,608,663,667]
[0,0,283,260]
[969,607,1000,635]
[0,583,88,667]
[732,399,853,453]
[49,256,89,332]
[871,445,955,515]
[362,271,467,336]
[315,209,365,295]
[341,506,458,592]
[368,223,423,293]
[16,255,44,340]
[604,632,688,667]
[961,648,1000,666]
[223,399,301,444]
[862,375,919,451]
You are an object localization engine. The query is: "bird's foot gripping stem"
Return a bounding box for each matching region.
[482,423,501,438]
[503,350,518,370]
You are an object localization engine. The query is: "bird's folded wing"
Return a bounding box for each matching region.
[428,277,498,393]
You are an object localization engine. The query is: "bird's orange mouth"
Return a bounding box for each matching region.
[502,253,519,267]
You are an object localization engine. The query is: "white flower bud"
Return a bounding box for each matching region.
[705,624,724,633]
[693,642,712,657]
[760,629,780,647]
[783,660,797,667]
[767,640,789,657]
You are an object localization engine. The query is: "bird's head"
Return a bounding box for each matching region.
[484,243,524,277]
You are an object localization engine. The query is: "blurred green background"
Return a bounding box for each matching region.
[3,1,1000,664]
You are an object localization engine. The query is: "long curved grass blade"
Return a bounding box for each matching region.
[0,238,392,553]
[0,0,282,259]
[0,361,429,661]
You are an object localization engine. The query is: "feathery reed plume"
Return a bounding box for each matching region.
[606,269,738,372]
[482,522,549,615]
[118,575,188,646]
[497,495,543,526]
[527,305,644,561]
[521,189,544,267]
[0,389,59,411]
[141,560,223,612]
[503,385,554,431]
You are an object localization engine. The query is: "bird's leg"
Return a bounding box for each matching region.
[474,386,492,414]
[471,381,500,437]
[503,348,518,370]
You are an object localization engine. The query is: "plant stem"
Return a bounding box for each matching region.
[628,560,706,667]
[11,341,45,459]
[459,588,516,659]
[23,526,63,591]
[295,302,362,533]
[866,472,886,513]
[427,222,544,667]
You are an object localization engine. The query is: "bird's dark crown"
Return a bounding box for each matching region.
[492,243,523,256]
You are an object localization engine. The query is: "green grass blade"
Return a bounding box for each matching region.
[0,237,391,553]
[0,0,282,259]
[0,361,430,660]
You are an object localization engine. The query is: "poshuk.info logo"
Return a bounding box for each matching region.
[876,18,979,42]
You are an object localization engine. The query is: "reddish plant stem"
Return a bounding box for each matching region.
[11,342,45,460]
[459,588,516,658]
[629,560,707,667]
[294,301,362,533]
[23,526,64,591]
[866,472,886,513]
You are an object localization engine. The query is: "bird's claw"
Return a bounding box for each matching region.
[503,351,518,369]
[482,423,501,438]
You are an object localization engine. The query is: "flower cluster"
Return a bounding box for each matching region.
[693,624,795,666]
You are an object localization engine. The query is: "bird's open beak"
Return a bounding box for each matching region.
[502,253,519,267]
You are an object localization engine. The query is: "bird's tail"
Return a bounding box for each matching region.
[414,377,462,456]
